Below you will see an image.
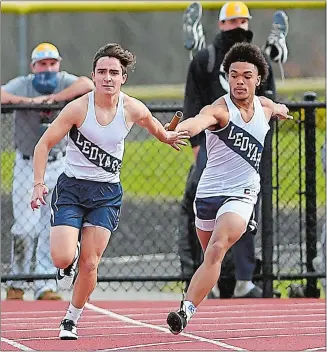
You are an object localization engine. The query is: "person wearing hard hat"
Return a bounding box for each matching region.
[183,1,288,64]
[1,42,94,301]
[177,1,288,300]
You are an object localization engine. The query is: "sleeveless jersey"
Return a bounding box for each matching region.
[64,91,130,183]
[196,94,270,201]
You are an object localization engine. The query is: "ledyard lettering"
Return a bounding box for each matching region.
[214,122,264,172]
[227,126,262,168]
[71,126,122,174]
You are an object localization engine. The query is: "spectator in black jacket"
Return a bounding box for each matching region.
[178,1,288,298]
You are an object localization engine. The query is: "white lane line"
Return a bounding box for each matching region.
[0,337,35,351]
[3,324,324,335]
[120,308,326,317]
[2,314,114,321]
[3,312,324,322]
[2,301,324,315]
[9,332,326,348]
[98,340,203,351]
[2,318,325,329]
[85,302,246,351]
[223,332,325,341]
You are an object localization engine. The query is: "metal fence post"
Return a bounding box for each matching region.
[18,15,28,76]
[261,121,274,298]
[303,91,319,297]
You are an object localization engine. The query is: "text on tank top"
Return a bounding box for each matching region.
[196,93,270,199]
[64,91,130,182]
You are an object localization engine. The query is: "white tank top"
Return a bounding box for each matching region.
[64,91,130,182]
[196,94,270,201]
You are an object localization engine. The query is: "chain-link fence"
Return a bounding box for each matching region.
[259,93,326,297]
[1,95,326,297]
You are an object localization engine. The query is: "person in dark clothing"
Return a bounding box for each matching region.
[178,1,288,298]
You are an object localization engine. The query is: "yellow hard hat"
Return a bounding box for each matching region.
[219,1,252,21]
[31,42,62,64]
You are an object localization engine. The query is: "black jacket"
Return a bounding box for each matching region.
[183,31,276,151]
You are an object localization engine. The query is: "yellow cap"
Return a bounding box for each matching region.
[31,42,62,64]
[219,1,252,21]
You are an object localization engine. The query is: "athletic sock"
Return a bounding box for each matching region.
[64,303,84,324]
[182,300,196,322]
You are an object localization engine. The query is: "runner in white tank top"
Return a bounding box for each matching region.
[196,92,270,202]
[64,90,128,183]
[167,43,293,335]
[30,43,189,340]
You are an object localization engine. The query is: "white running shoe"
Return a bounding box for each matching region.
[56,241,80,290]
[263,11,289,80]
[59,319,78,340]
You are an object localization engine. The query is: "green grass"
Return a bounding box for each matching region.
[0,139,194,197]
[1,151,14,194]
[121,138,193,199]
[161,280,326,299]
[274,279,325,299]
[1,126,325,204]
[272,116,326,207]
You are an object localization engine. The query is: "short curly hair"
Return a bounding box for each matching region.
[92,43,136,74]
[223,42,269,83]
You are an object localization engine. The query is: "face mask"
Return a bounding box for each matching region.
[32,71,59,94]
[221,27,254,49]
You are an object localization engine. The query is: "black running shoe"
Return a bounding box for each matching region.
[167,299,191,335]
[263,10,289,64]
[182,2,206,59]
[167,310,188,335]
[59,319,78,340]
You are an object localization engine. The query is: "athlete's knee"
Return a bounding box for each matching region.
[51,250,75,269]
[51,255,74,269]
[204,241,228,266]
[78,256,99,275]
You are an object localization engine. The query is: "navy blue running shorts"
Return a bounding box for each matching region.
[50,173,123,232]
[194,196,255,232]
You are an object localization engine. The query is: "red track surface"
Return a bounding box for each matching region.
[1,298,325,351]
